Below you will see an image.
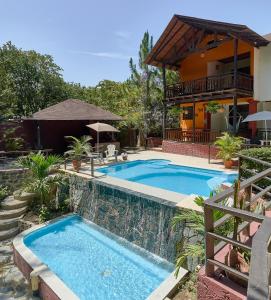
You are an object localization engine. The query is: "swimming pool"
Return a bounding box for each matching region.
[24,215,173,300]
[98,160,237,197]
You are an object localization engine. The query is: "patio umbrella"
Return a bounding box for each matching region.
[242,111,271,142]
[86,122,119,152]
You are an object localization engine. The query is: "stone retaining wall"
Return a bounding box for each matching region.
[0,168,27,191]
[68,174,202,265]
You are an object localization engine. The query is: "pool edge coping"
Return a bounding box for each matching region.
[13,213,80,300]
[13,213,188,300]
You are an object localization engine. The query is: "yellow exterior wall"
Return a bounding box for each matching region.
[178,36,254,130]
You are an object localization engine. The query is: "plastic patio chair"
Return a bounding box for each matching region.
[105,144,118,162]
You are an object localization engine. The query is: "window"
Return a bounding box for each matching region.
[183,106,194,120]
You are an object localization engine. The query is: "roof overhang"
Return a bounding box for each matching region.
[23,99,122,121]
[145,15,270,70]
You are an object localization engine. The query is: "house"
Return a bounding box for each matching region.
[146,15,271,156]
[23,99,122,153]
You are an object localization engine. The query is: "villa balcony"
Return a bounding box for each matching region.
[166,72,254,104]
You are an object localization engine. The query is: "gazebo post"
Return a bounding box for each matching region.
[36,120,42,150]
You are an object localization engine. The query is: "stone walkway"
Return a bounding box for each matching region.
[0,239,39,300]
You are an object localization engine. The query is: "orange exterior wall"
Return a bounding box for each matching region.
[178,35,255,130]
[180,98,252,130]
[180,35,254,80]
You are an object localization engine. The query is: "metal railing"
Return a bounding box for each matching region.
[165,128,220,144]
[204,155,271,300]
[166,72,253,100]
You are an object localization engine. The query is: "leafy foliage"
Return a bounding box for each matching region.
[38,205,51,223]
[64,135,92,160]
[239,147,271,188]
[17,152,63,205]
[205,101,223,114]
[172,193,234,276]
[0,185,9,202]
[2,127,24,151]
[0,42,67,117]
[214,132,243,161]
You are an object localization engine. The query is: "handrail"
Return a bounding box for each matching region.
[166,72,253,100]
[204,155,271,299]
[165,128,219,144]
[247,218,271,300]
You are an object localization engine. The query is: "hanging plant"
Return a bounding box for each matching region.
[206,102,223,114]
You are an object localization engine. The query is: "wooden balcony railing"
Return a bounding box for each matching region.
[204,155,271,300]
[166,72,253,100]
[165,128,220,144]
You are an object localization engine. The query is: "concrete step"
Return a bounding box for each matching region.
[0,218,19,231]
[0,227,19,241]
[1,196,28,210]
[13,191,36,202]
[0,207,27,220]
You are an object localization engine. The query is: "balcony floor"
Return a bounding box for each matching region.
[166,88,253,106]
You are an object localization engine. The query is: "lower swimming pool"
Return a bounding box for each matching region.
[24,215,173,300]
[98,159,237,197]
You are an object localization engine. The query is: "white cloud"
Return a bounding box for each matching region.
[114,30,131,39]
[69,50,135,60]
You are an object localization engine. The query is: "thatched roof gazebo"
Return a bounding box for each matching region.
[23,99,122,153]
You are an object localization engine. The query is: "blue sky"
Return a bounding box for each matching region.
[0,0,270,86]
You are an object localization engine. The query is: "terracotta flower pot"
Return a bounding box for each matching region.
[72,160,81,172]
[224,159,233,169]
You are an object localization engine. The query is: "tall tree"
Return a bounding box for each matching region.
[129,32,156,145]
[0,42,66,117]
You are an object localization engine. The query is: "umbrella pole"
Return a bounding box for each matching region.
[97,133,99,152]
[265,120,268,143]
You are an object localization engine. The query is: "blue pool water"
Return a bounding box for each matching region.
[98,160,237,197]
[24,215,173,300]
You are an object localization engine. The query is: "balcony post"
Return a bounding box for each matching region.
[162,64,167,139]
[193,100,196,143]
[233,38,239,135]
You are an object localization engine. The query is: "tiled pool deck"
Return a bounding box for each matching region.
[64,150,237,213]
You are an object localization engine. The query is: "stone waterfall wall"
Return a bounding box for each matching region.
[68,174,201,264]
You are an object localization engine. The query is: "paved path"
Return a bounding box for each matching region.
[0,239,39,300]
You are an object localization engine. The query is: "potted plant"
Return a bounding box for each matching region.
[65,136,92,172]
[121,152,128,161]
[214,132,243,169]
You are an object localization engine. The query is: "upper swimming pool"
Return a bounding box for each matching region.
[98,159,237,197]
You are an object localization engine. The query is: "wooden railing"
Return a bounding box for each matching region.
[204,155,271,300]
[166,72,253,100]
[165,128,220,144]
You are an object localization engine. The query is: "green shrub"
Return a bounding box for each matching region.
[39,205,51,223]
[239,147,271,188]
[0,186,9,202]
[214,132,243,161]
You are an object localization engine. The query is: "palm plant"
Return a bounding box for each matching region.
[64,135,92,171]
[17,152,62,206]
[214,132,243,168]
[172,193,234,277]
